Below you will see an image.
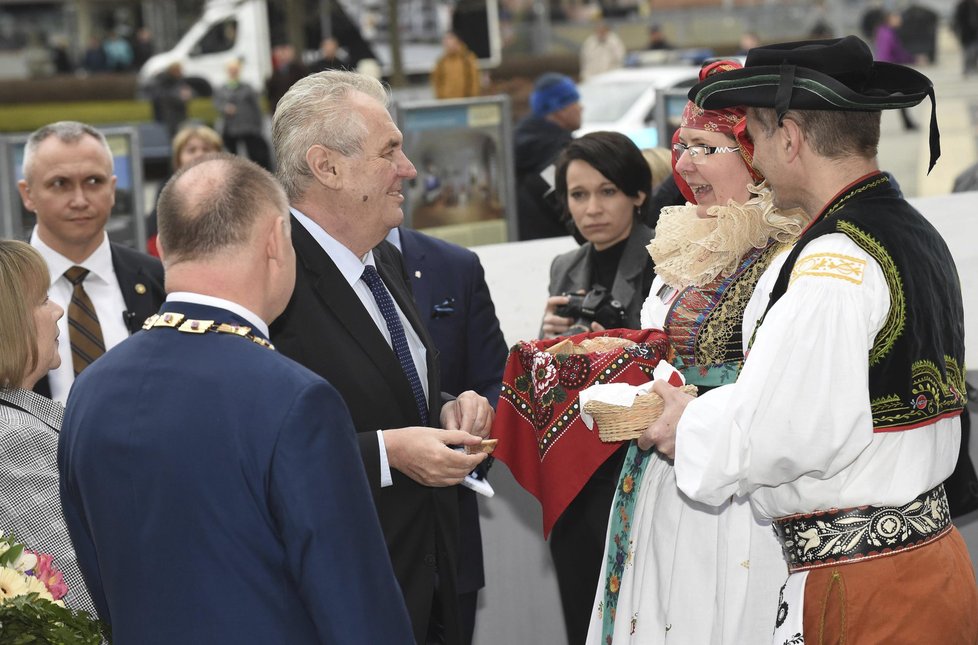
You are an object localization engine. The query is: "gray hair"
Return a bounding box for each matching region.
[158,153,288,264]
[272,70,390,201]
[22,121,114,180]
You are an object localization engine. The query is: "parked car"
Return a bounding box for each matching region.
[574,65,702,148]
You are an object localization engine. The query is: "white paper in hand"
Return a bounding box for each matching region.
[578,360,685,430]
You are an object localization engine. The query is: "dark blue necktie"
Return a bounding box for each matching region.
[361,265,429,425]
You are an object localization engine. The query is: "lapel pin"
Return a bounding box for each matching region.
[415,270,422,279]
[134,283,147,295]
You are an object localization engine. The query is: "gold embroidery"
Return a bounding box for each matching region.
[825,175,890,217]
[837,221,906,366]
[788,252,866,285]
[697,242,790,365]
[870,357,966,429]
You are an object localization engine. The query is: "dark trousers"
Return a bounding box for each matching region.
[548,445,627,645]
[223,133,272,171]
[458,590,478,645]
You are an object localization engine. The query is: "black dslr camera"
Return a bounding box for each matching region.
[555,286,627,335]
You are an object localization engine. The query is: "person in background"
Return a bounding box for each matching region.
[146,125,224,258]
[59,153,414,644]
[587,60,809,644]
[874,11,918,130]
[736,30,760,55]
[639,146,677,230]
[49,34,73,74]
[514,73,582,241]
[151,62,193,137]
[646,24,672,50]
[579,20,626,81]
[389,225,508,645]
[431,31,481,100]
[539,131,653,645]
[80,36,106,74]
[132,27,155,69]
[102,29,133,72]
[308,36,349,73]
[266,43,307,115]
[17,121,164,404]
[214,58,272,170]
[955,0,978,75]
[0,240,96,617]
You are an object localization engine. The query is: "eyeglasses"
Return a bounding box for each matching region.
[672,142,741,165]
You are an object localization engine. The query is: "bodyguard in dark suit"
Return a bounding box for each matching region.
[17,121,165,403]
[269,70,495,645]
[393,227,508,644]
[59,154,413,644]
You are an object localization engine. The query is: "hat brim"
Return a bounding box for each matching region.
[689,62,932,112]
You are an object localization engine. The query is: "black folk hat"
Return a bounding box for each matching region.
[688,35,940,172]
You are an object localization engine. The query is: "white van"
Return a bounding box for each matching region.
[138,0,500,95]
[138,0,271,95]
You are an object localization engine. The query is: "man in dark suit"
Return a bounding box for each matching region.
[59,153,414,644]
[269,70,495,645]
[17,121,164,404]
[392,226,508,645]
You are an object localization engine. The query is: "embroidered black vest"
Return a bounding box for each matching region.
[761,173,966,431]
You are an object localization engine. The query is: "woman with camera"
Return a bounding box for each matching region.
[586,61,809,644]
[538,130,655,645]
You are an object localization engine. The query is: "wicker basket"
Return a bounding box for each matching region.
[584,384,699,442]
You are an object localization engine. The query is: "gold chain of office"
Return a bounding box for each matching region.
[142,312,275,350]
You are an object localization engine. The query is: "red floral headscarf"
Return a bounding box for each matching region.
[672,60,763,204]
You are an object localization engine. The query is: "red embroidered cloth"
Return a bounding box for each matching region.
[493,328,672,537]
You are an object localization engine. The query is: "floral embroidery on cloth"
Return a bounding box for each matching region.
[493,328,671,537]
[598,364,738,644]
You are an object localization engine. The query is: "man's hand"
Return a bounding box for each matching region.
[384,427,488,487]
[637,380,696,458]
[440,391,494,439]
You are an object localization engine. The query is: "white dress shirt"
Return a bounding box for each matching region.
[292,208,430,487]
[31,229,129,405]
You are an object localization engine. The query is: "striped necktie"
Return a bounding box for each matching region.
[361,265,429,425]
[64,266,105,375]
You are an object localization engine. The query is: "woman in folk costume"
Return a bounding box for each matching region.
[586,60,809,644]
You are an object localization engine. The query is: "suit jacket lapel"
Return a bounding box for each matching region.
[291,220,427,424]
[567,247,592,293]
[111,245,145,310]
[610,222,652,311]
[398,230,433,320]
[110,244,162,333]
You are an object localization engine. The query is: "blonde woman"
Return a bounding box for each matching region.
[0,240,96,615]
[147,125,223,257]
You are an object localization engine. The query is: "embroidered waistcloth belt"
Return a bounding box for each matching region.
[773,484,951,573]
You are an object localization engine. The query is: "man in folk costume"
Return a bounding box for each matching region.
[641,36,978,643]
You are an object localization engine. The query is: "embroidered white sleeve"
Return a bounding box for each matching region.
[674,233,890,510]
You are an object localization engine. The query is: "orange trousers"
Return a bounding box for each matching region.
[803,527,978,644]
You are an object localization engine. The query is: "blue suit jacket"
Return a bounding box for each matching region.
[397,228,508,594]
[59,301,412,644]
